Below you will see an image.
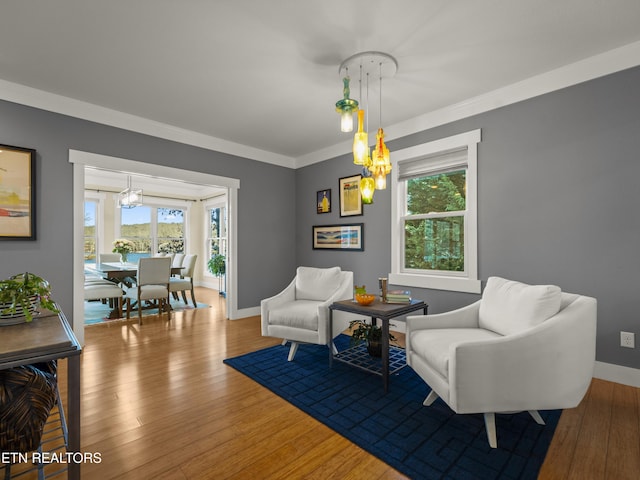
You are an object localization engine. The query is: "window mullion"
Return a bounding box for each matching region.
[403,211,465,222]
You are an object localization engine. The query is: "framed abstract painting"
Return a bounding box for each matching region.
[312,223,364,251]
[0,144,36,240]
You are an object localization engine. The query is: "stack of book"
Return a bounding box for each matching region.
[386,290,411,303]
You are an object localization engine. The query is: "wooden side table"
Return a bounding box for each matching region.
[0,307,82,480]
[329,299,428,392]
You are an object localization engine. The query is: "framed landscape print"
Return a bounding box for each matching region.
[312,223,364,251]
[339,174,362,217]
[0,144,36,240]
[317,188,331,214]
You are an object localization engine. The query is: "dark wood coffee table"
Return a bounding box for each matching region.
[329,298,428,392]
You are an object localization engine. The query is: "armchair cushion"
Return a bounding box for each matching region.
[268,300,324,330]
[478,276,561,335]
[411,328,501,379]
[295,266,341,301]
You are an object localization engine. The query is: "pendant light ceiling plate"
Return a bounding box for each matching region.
[339,51,398,79]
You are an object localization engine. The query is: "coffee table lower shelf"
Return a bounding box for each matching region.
[333,343,407,377]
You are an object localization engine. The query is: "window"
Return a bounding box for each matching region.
[207,204,227,267]
[84,200,97,262]
[390,129,481,293]
[157,208,185,254]
[121,205,152,259]
[118,205,186,261]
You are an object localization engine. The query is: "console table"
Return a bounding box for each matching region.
[0,307,82,480]
[329,299,428,392]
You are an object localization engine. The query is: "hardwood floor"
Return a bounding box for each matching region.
[46,288,640,478]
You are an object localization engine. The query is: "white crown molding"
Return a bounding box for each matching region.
[296,40,640,168]
[0,79,296,169]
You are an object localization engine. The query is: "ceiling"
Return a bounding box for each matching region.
[84,167,225,200]
[2,1,640,167]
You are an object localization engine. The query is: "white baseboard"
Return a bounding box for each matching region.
[593,361,640,388]
[234,306,260,319]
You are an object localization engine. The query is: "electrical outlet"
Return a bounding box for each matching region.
[620,331,635,349]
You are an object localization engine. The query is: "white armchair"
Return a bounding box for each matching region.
[261,266,354,361]
[406,276,597,448]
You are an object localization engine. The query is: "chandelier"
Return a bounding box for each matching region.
[336,51,397,201]
[117,175,143,208]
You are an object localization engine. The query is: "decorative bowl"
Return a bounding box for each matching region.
[355,293,376,306]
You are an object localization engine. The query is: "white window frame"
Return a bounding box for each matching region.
[84,191,105,261]
[390,129,481,294]
[204,198,227,280]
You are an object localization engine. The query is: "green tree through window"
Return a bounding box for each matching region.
[405,170,466,271]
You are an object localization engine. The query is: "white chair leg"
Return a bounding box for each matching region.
[281,339,288,346]
[484,413,498,448]
[528,410,546,425]
[423,390,439,406]
[287,342,299,361]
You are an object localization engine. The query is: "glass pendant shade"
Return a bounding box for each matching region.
[374,167,387,190]
[371,128,391,170]
[370,128,391,190]
[352,109,368,165]
[360,176,375,204]
[335,76,358,133]
[340,111,354,132]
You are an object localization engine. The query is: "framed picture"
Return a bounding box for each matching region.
[312,223,364,251]
[316,188,331,214]
[0,144,36,240]
[339,174,362,217]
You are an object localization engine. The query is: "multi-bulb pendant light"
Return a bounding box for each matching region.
[336,52,397,202]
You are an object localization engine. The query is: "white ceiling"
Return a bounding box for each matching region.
[2,1,640,167]
[84,167,225,200]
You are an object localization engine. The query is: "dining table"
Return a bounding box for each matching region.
[85,261,182,283]
[84,261,182,318]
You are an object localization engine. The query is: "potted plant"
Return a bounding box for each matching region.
[207,254,226,297]
[349,319,396,357]
[0,272,58,322]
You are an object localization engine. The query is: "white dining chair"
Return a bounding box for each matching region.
[99,253,121,263]
[125,257,172,325]
[169,254,198,307]
[172,253,185,274]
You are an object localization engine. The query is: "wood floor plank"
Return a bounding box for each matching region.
[565,378,613,480]
[538,382,588,480]
[605,382,640,480]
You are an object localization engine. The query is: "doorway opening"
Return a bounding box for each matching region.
[70,150,240,344]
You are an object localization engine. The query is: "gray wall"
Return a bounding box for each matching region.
[0,100,297,317]
[297,66,640,369]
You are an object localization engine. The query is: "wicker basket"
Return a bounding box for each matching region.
[0,363,57,453]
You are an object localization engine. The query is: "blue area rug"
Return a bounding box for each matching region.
[84,298,209,325]
[223,335,560,480]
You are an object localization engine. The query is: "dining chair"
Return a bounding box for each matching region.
[99,253,121,263]
[172,253,185,274]
[84,280,124,318]
[125,257,172,325]
[169,254,198,307]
